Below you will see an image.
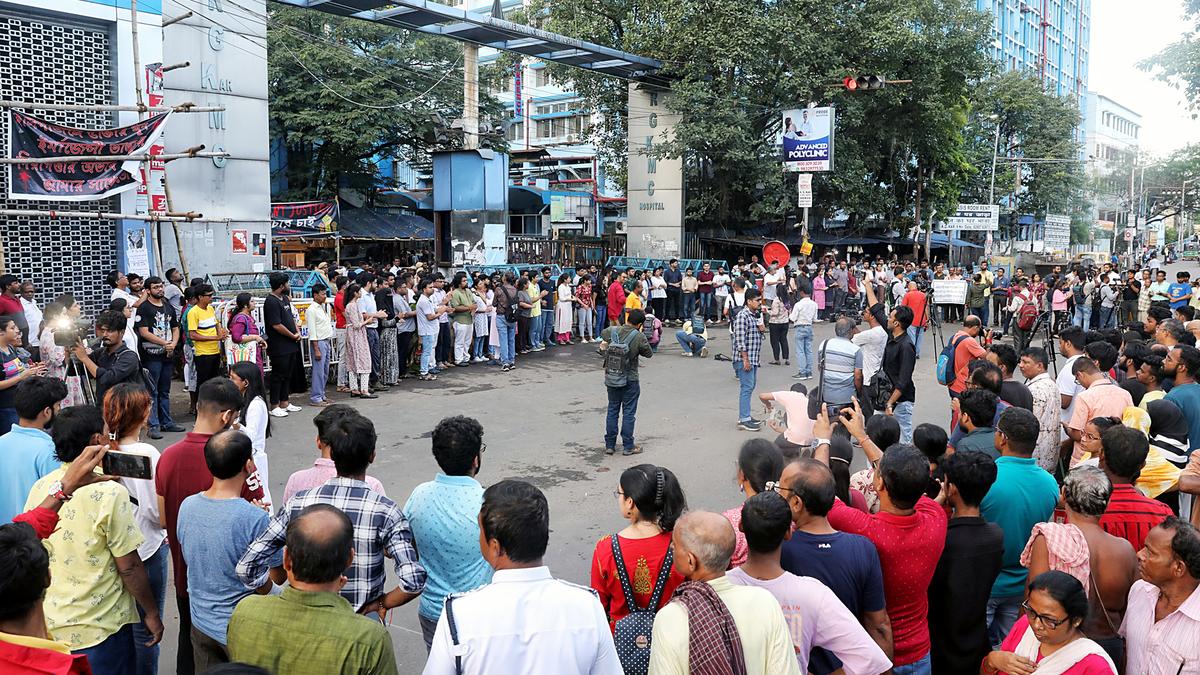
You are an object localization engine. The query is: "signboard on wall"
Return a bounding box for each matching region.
[797,173,813,208]
[626,84,684,258]
[780,107,835,172]
[1044,214,1071,251]
[945,204,999,231]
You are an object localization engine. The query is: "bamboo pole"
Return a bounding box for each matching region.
[0,151,228,165]
[161,11,192,27]
[0,209,248,224]
[130,0,146,115]
[0,101,222,113]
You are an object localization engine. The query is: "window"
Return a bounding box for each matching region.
[535,102,569,115]
[507,122,524,142]
[533,68,551,88]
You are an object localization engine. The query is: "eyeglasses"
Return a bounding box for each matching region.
[613,489,625,499]
[764,481,794,495]
[1021,601,1069,629]
[479,442,487,454]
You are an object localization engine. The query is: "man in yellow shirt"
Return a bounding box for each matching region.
[24,406,163,670]
[187,284,227,388]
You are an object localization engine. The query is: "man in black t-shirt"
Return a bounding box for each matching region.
[263,272,302,417]
[134,276,182,439]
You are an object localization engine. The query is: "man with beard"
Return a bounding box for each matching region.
[135,276,184,439]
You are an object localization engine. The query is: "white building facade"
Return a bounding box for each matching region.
[1083,91,1141,252]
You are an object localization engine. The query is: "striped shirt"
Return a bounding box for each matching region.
[1120,579,1200,675]
[1100,484,1174,552]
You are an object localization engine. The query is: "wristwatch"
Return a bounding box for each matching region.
[48,480,71,503]
[813,438,831,447]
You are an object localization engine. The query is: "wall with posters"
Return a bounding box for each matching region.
[159,0,271,278]
[626,84,684,258]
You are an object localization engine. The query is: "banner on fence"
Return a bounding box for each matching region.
[7,110,171,201]
[270,200,340,236]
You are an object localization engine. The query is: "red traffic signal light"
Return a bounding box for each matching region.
[843,75,886,91]
[842,76,858,91]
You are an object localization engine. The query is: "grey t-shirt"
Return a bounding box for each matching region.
[601,325,652,382]
[819,337,862,404]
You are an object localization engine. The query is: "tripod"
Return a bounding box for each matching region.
[65,353,95,407]
[924,289,946,354]
[1013,310,1058,376]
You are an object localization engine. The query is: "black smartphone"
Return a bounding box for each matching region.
[826,403,848,421]
[102,451,152,480]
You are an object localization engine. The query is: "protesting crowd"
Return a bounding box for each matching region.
[0,248,1199,675]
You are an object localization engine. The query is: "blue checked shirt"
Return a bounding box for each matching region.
[236,477,426,610]
[731,307,763,367]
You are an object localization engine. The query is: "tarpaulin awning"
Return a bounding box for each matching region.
[274,206,433,241]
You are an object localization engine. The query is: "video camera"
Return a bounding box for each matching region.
[52,316,94,348]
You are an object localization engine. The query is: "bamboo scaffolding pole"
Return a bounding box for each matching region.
[0,208,238,223]
[0,101,222,113]
[161,11,192,27]
[130,0,146,115]
[0,151,229,165]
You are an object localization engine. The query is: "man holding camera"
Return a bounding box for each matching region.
[73,309,144,406]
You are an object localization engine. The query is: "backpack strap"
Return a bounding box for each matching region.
[646,545,675,610]
[610,535,643,611]
[444,595,463,675]
[610,535,674,613]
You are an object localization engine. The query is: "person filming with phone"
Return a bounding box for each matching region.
[72,309,144,406]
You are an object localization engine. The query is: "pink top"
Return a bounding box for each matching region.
[1052,289,1071,311]
[721,504,750,569]
[770,390,814,446]
[1119,579,1200,675]
[282,458,387,504]
[813,277,827,309]
[997,616,1114,674]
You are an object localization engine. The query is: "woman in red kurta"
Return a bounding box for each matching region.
[590,464,686,632]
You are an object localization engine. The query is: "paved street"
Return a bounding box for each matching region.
[152,311,983,671]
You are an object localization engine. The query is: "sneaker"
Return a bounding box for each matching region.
[502,363,513,372]
[605,447,616,455]
[473,357,488,364]
[622,446,643,456]
[737,420,762,431]
[681,352,693,357]
[532,345,546,352]
[285,404,302,412]
[269,408,289,418]
[802,374,813,380]
[700,347,709,358]
[792,372,805,379]
[163,424,186,433]
[148,427,163,440]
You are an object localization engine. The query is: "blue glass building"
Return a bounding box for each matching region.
[977,0,1090,101]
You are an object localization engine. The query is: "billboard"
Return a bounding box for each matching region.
[1044,214,1070,251]
[946,204,999,231]
[781,106,835,172]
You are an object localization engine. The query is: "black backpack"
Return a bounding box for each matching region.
[604,327,637,387]
[499,285,518,323]
[610,536,674,675]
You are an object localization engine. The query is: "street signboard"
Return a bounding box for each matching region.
[797,173,813,207]
[946,204,999,231]
[780,106,835,172]
[1125,227,1136,242]
[1044,214,1070,251]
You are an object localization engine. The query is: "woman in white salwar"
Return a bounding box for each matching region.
[554,273,575,344]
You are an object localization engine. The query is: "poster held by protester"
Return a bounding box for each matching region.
[8,110,172,201]
[931,279,969,305]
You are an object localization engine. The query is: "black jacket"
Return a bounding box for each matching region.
[91,343,142,404]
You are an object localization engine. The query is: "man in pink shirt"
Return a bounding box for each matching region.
[729,491,892,674]
[282,404,385,504]
[1119,517,1200,674]
[813,407,947,672]
[759,384,815,454]
[1066,357,1133,461]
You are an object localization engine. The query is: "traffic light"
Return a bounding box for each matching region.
[842,75,887,91]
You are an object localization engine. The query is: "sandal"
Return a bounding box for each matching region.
[419,374,438,381]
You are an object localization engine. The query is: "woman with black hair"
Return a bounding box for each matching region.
[229,361,273,511]
[589,464,686,635]
[722,439,785,568]
[228,292,266,373]
[984,570,1117,674]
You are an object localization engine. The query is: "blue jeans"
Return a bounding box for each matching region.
[681,292,695,318]
[144,359,174,430]
[893,651,931,675]
[1100,306,1116,328]
[1074,303,1092,328]
[596,306,607,332]
[894,401,914,444]
[530,313,545,348]
[497,316,517,364]
[309,339,330,403]
[735,364,758,422]
[987,595,1023,649]
[675,331,706,355]
[78,623,135,675]
[0,407,18,435]
[473,335,487,360]
[906,325,924,358]
[971,304,989,326]
[605,380,641,450]
[133,543,168,675]
[794,325,813,377]
[366,327,381,378]
[698,292,714,319]
[420,334,437,374]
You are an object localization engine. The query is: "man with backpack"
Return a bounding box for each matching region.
[1007,278,1038,350]
[675,313,709,357]
[940,315,987,406]
[599,308,653,456]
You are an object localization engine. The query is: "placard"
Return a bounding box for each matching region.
[931,279,969,305]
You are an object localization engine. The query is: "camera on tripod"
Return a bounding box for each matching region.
[52,316,94,348]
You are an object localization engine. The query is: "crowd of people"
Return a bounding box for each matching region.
[0,250,1199,675]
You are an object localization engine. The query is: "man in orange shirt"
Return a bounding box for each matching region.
[948,316,987,399]
[901,281,929,358]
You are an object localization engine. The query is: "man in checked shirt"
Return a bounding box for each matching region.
[237,411,426,617]
[731,288,765,432]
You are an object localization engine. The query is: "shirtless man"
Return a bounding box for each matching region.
[1025,465,1136,667]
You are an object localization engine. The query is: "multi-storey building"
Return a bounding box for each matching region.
[977,0,1091,100]
[1083,92,1141,250]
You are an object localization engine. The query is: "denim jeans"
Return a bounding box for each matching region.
[420,334,437,374]
[735,364,758,422]
[1100,306,1116,328]
[987,595,1023,648]
[794,325,813,376]
[497,316,517,364]
[892,651,931,675]
[681,292,695,318]
[605,380,641,450]
[675,331,706,355]
[596,306,607,332]
[144,358,174,430]
[473,335,488,360]
[1074,303,1092,328]
[366,327,381,378]
[698,292,713,319]
[131,542,167,675]
[78,623,135,675]
[309,339,330,403]
[894,401,914,444]
[541,308,555,345]
[906,325,924,358]
[530,313,544,348]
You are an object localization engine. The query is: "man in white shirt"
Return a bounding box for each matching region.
[424,480,620,675]
[728,492,891,675]
[790,287,818,380]
[1057,326,1087,450]
[357,274,387,391]
[307,284,334,406]
[763,262,785,303]
[648,511,799,675]
[415,279,446,380]
[712,267,731,325]
[852,303,887,383]
[19,281,43,361]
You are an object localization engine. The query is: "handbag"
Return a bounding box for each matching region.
[230,340,258,365]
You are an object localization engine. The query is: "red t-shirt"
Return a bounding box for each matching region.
[697,270,715,292]
[949,331,987,394]
[902,290,928,328]
[0,638,90,675]
[606,282,627,323]
[155,431,263,596]
[0,294,22,319]
[333,290,347,329]
[1100,483,1173,552]
[590,531,683,633]
[828,495,948,666]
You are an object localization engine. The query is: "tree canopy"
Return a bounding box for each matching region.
[1141,0,1200,116]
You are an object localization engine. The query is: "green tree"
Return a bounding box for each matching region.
[1141,0,1200,115]
[268,7,505,200]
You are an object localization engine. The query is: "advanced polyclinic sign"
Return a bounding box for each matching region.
[7,110,171,201]
[780,106,835,172]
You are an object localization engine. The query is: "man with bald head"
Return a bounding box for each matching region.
[227,504,398,674]
[648,511,799,675]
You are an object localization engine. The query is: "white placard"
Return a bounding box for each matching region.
[1044,214,1071,251]
[931,279,969,305]
[946,204,1000,232]
[797,173,813,208]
